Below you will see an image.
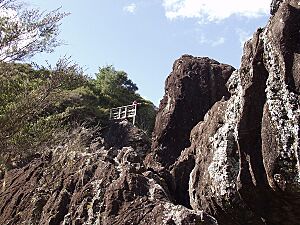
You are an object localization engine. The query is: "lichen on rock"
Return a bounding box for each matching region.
[207,70,244,199]
[262,17,300,191]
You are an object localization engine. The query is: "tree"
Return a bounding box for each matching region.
[94,65,138,106]
[93,65,157,134]
[0,0,69,184]
[136,100,157,135]
[0,60,88,159]
[0,0,68,62]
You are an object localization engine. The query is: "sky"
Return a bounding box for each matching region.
[26,0,271,106]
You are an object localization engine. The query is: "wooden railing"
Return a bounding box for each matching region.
[109,104,137,125]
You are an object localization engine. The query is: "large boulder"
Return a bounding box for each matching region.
[146,55,234,169]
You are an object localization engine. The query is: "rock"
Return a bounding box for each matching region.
[187,0,300,224]
[189,71,267,225]
[1,1,300,225]
[171,146,196,207]
[0,122,217,225]
[261,0,300,202]
[144,55,234,207]
[100,120,151,158]
[146,55,234,169]
[270,0,283,15]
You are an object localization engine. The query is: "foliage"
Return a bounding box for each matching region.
[0,2,157,173]
[93,65,156,134]
[94,65,138,107]
[0,0,68,61]
[0,61,157,170]
[136,100,157,135]
[0,60,99,168]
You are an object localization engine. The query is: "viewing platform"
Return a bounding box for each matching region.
[109,103,138,125]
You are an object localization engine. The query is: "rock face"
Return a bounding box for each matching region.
[187,0,300,224]
[147,55,234,169]
[1,1,300,225]
[145,56,234,207]
[0,121,217,225]
[270,0,283,15]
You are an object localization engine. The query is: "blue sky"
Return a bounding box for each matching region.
[27,0,271,106]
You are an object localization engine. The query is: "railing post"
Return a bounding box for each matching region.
[118,107,121,119]
[132,104,137,125]
[124,105,127,119]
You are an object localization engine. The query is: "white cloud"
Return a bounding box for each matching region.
[162,0,270,23]
[236,28,252,47]
[123,3,137,14]
[211,37,225,47]
[198,34,226,47]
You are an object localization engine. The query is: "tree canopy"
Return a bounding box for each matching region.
[94,65,138,106]
[0,0,68,61]
[93,65,156,132]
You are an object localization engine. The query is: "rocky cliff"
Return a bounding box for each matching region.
[0,121,217,225]
[186,0,300,224]
[1,0,300,224]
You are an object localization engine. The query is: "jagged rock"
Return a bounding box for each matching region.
[1,1,300,225]
[144,55,234,207]
[170,146,196,207]
[270,0,283,15]
[0,122,217,225]
[100,120,151,158]
[146,55,234,169]
[186,1,300,224]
